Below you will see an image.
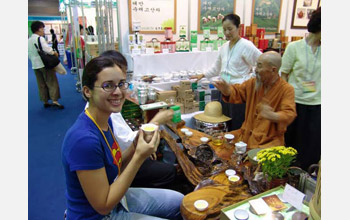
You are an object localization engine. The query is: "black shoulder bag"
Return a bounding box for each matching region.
[34,36,60,69]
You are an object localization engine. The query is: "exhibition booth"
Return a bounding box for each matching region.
[29,0,321,219]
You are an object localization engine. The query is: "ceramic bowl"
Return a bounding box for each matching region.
[200,137,209,144]
[194,200,209,211]
[228,175,240,183]
[185,131,193,137]
[225,169,236,177]
[180,128,189,134]
[247,148,262,165]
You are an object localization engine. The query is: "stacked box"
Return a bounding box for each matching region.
[156,90,177,104]
[86,42,99,56]
[193,101,199,112]
[280,29,285,37]
[251,24,258,36]
[180,80,191,89]
[253,37,259,48]
[245,26,251,37]
[179,80,195,113]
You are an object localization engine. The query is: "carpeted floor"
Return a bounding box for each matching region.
[28,59,86,220]
[28,59,194,220]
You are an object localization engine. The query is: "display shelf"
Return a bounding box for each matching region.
[126,51,219,78]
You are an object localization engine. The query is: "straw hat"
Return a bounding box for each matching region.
[194,101,231,123]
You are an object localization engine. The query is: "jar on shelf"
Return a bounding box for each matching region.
[164,27,173,40]
[147,87,157,103]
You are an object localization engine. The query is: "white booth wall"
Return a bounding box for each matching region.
[117,0,309,54]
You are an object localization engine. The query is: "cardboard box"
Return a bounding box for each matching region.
[280,29,285,37]
[184,106,195,114]
[253,37,259,47]
[171,85,180,91]
[178,89,193,99]
[251,24,257,36]
[86,42,99,50]
[87,48,99,56]
[180,80,191,90]
[245,26,251,37]
[156,90,177,103]
[184,99,194,108]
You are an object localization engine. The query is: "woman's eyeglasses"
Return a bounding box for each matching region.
[95,81,129,92]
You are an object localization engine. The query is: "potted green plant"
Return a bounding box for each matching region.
[256,146,298,189]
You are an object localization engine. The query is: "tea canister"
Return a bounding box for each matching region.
[138,90,148,105]
[147,88,157,102]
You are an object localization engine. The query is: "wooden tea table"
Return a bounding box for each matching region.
[161,124,256,220]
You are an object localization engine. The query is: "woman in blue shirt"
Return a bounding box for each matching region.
[62,56,183,220]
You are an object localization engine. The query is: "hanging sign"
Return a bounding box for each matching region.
[128,0,177,34]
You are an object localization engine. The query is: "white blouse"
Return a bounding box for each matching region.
[205,38,262,84]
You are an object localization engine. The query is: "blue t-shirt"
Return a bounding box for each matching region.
[62,112,121,220]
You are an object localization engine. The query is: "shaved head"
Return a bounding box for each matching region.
[261,51,282,70]
[255,51,281,89]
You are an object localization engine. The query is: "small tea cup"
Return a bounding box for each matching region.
[140,123,158,143]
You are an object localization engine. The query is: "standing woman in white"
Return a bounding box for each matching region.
[281,7,321,170]
[191,14,262,131]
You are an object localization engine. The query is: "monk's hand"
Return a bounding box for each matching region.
[260,103,279,122]
[212,80,231,96]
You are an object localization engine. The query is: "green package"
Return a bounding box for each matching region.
[200,40,208,51]
[217,26,224,38]
[203,27,210,39]
[190,30,197,43]
[170,105,181,123]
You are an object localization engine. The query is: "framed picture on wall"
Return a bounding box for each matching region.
[128,0,177,34]
[251,0,282,35]
[291,0,320,29]
[197,0,236,34]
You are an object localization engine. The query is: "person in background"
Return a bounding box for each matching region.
[50,28,59,56]
[79,24,86,67]
[28,21,64,109]
[87,25,95,35]
[191,13,262,131]
[99,50,177,188]
[62,56,183,220]
[213,51,296,149]
[281,7,321,170]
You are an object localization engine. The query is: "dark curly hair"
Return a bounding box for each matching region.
[307,7,321,33]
